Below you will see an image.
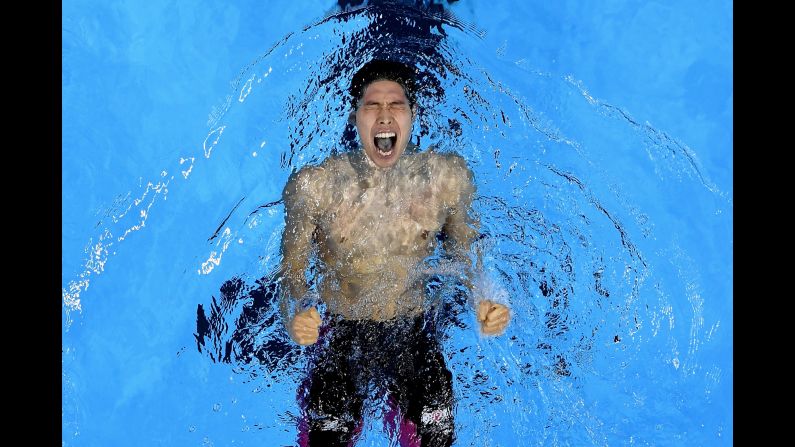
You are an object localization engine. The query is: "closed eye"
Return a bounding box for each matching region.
[361,101,408,111]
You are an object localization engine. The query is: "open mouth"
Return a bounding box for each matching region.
[374,132,397,156]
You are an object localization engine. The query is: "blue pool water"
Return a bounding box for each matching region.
[62,1,732,445]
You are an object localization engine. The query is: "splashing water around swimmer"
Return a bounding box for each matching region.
[63,1,731,445]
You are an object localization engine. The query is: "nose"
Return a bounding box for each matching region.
[377,106,393,124]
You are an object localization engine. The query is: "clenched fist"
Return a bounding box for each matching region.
[477,300,510,336]
[288,307,322,345]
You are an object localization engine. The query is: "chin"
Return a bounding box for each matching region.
[366,145,404,168]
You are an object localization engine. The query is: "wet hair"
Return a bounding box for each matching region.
[349,59,417,109]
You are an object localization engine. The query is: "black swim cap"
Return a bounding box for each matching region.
[349,59,417,109]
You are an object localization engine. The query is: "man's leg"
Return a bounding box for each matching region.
[389,324,455,447]
[298,323,365,447]
[411,339,455,446]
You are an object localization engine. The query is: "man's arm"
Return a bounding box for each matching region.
[280,167,324,344]
[439,154,477,264]
[439,154,511,336]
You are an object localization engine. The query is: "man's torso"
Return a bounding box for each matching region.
[305,149,467,320]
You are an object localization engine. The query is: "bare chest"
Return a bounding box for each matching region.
[319,174,448,260]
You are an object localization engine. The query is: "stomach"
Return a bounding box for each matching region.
[320,266,427,321]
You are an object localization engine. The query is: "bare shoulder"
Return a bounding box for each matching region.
[282,163,328,213]
[282,153,355,210]
[435,151,467,167]
[427,151,475,196]
[284,164,324,192]
[426,151,471,175]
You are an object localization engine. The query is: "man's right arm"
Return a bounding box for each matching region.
[279,166,325,344]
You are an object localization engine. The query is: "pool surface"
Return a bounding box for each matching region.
[62,1,732,445]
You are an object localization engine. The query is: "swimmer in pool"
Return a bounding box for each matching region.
[280,59,510,446]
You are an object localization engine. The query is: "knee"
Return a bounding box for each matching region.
[307,412,359,446]
[418,405,455,445]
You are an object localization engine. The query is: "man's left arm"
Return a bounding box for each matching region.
[440,154,511,336]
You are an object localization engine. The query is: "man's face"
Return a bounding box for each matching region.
[355,80,414,169]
